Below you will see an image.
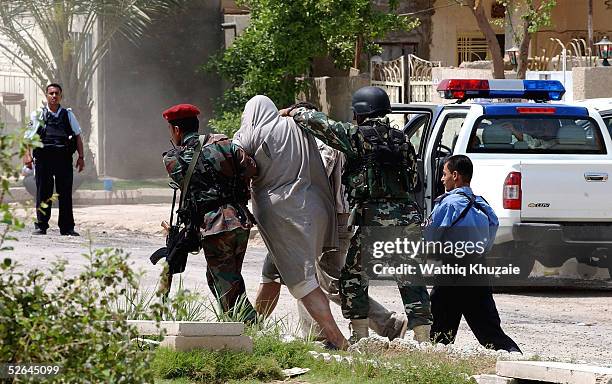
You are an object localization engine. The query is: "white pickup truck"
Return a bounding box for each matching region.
[392,79,612,279]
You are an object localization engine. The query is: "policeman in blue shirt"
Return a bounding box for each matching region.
[424,155,520,352]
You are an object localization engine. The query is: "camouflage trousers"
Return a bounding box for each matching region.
[340,202,433,329]
[202,227,256,323]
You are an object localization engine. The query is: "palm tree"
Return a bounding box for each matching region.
[0,0,181,177]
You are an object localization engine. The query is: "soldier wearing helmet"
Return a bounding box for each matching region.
[282,86,433,343]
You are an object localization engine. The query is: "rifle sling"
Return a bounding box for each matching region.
[179,134,208,212]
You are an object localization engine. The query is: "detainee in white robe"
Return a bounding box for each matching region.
[233,95,337,300]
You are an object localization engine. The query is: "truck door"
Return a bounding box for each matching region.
[602,112,612,136]
[423,110,469,214]
[390,104,440,215]
[404,113,433,214]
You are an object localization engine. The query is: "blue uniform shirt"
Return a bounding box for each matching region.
[424,186,499,252]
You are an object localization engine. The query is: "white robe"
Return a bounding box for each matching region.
[233,95,337,299]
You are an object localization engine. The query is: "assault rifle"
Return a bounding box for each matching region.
[150,135,206,298]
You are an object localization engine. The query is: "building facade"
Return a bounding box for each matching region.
[0,1,225,178]
[428,0,612,67]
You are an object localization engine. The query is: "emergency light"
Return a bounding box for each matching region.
[437,79,565,101]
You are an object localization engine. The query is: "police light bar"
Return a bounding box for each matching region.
[437,79,565,101]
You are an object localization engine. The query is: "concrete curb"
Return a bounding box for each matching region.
[7,186,173,205]
[7,186,261,237]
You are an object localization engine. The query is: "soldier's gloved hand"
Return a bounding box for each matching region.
[278,107,292,117]
[280,101,318,117]
[289,101,318,112]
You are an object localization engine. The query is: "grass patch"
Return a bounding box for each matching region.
[302,350,489,384]
[152,347,284,383]
[152,329,496,384]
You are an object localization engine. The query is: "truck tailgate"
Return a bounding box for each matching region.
[521,160,612,221]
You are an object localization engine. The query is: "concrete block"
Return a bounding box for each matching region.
[6,187,31,203]
[127,320,244,336]
[138,188,173,204]
[161,335,253,352]
[496,360,612,384]
[471,374,518,384]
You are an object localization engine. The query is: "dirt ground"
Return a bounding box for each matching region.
[7,204,612,365]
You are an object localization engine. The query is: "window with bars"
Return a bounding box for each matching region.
[457,32,489,65]
[456,32,505,66]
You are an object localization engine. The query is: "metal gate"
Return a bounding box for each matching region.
[370,54,441,103]
[371,55,405,103]
[0,71,44,132]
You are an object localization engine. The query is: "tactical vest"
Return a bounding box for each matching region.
[343,121,418,203]
[38,108,74,150]
[186,137,251,216]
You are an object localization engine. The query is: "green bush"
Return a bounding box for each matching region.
[0,249,157,383]
[205,0,418,114]
[0,124,36,250]
[208,110,243,139]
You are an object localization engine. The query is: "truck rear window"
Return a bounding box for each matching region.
[467,117,606,154]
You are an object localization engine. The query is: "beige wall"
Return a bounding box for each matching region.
[431,0,612,68]
[572,67,612,100]
[431,0,504,67]
[299,76,370,122]
[532,0,612,57]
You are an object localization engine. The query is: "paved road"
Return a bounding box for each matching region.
[6,205,612,365]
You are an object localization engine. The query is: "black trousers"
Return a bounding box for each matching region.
[430,285,521,352]
[33,147,75,232]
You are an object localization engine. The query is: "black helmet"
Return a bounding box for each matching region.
[351,86,391,117]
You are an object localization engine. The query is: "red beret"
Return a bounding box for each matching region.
[162,104,201,121]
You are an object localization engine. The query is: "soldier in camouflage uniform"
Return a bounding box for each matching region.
[162,104,257,323]
[284,87,433,342]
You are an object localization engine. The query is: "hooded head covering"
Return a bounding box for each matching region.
[233,95,337,299]
[234,95,286,154]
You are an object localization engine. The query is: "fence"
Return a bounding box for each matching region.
[0,71,44,133]
[371,54,441,104]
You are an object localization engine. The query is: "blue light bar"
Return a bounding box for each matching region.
[437,79,565,101]
[523,80,565,101]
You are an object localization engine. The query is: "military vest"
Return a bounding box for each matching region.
[38,108,75,151]
[185,136,251,216]
[343,120,418,203]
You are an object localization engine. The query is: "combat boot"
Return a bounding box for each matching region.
[412,324,431,343]
[349,318,369,344]
[382,313,408,341]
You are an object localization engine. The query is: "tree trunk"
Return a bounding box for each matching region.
[517,21,531,79]
[353,35,363,71]
[587,0,593,49]
[470,1,505,78]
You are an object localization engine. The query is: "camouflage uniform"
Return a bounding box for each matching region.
[163,131,257,322]
[293,110,432,329]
